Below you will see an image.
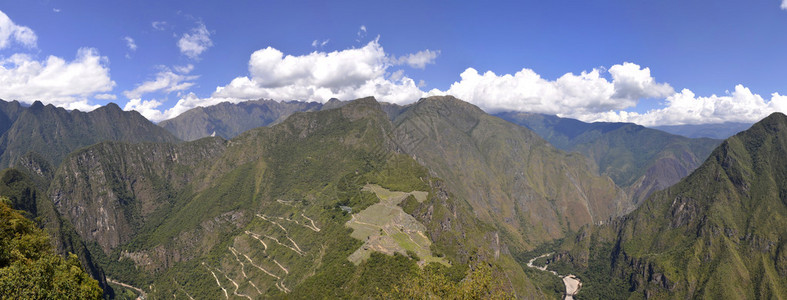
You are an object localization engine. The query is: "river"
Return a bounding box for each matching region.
[526,253,581,300]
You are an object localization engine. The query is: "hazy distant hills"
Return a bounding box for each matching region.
[496,112,721,206]
[554,112,787,298]
[158,99,323,141]
[651,122,752,139]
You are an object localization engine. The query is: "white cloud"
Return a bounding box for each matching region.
[173,64,194,74]
[217,39,424,104]
[123,98,167,121]
[0,10,37,49]
[128,39,432,122]
[430,62,674,119]
[178,22,212,59]
[311,39,329,48]
[391,49,440,69]
[0,48,115,111]
[53,8,61,13]
[586,85,787,126]
[151,21,167,31]
[124,36,137,51]
[782,0,787,10]
[123,67,198,99]
[95,93,117,100]
[356,25,367,42]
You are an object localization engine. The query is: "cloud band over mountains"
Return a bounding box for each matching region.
[0,9,785,126]
[126,40,786,126]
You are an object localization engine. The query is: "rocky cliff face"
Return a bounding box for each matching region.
[48,138,226,253]
[0,169,113,297]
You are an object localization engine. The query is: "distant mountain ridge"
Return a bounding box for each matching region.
[496,112,721,206]
[651,122,752,139]
[158,99,323,141]
[158,98,413,141]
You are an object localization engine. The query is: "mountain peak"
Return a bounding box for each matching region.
[30,100,45,110]
[104,102,122,111]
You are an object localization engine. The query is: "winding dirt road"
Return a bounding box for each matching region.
[526,253,581,299]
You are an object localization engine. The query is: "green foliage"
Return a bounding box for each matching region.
[0,201,102,299]
[380,262,512,299]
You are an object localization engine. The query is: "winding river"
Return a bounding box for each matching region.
[526,253,581,299]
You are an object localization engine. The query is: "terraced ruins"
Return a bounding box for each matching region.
[346,184,448,266]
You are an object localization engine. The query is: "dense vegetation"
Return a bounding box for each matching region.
[0,197,102,299]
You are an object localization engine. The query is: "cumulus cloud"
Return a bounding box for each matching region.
[123,98,167,121]
[391,49,440,69]
[123,66,198,99]
[127,39,433,122]
[0,10,37,49]
[430,62,674,119]
[782,0,787,10]
[0,48,115,111]
[217,39,424,103]
[586,85,787,126]
[178,22,212,59]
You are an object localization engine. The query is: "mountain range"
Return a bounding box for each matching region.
[0,95,784,299]
[496,112,721,206]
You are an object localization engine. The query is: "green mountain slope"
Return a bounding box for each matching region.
[0,100,25,136]
[393,97,628,252]
[553,112,787,299]
[48,97,548,298]
[0,101,180,169]
[496,112,720,206]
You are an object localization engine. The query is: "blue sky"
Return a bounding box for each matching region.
[1,0,786,125]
